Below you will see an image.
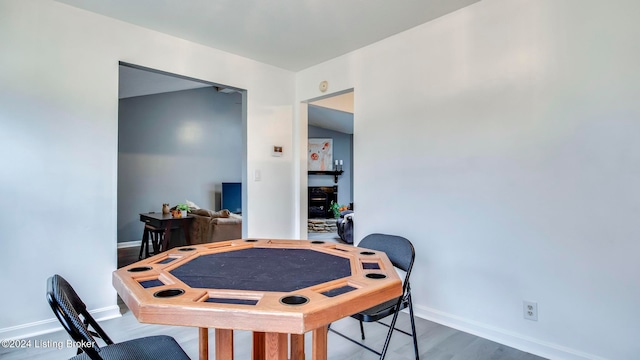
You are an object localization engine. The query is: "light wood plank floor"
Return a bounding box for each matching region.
[0,239,547,360]
[0,306,547,360]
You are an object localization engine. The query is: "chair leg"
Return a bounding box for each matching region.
[138,241,144,260]
[138,228,150,260]
[157,231,163,253]
[379,298,404,360]
[408,294,419,359]
[145,232,151,258]
[359,320,365,340]
[149,232,155,256]
[150,231,160,255]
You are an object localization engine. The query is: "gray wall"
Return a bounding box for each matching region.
[118,87,242,243]
[307,125,353,206]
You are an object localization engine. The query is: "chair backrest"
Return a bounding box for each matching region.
[359,233,414,272]
[46,274,112,359]
[358,233,415,291]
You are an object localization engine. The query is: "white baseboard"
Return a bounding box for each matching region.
[0,305,121,340]
[117,240,141,249]
[413,305,607,360]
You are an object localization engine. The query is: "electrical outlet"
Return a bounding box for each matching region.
[523,301,538,321]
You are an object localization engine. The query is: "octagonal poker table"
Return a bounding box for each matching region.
[113,238,402,360]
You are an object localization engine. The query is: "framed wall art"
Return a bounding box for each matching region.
[308,138,333,171]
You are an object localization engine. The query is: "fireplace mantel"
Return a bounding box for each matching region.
[308,170,343,184]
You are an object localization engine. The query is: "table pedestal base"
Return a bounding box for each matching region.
[199,326,328,360]
[290,333,305,360]
[216,329,234,359]
[311,326,327,360]
[199,328,208,360]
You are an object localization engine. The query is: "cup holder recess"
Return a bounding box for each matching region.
[153,289,185,298]
[279,295,309,306]
[365,273,387,279]
[128,266,152,272]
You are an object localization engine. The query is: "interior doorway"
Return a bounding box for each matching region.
[117,62,246,253]
[302,90,354,244]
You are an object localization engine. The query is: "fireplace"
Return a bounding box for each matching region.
[308,186,337,219]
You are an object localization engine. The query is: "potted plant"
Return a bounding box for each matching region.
[176,203,189,218]
[329,201,348,219]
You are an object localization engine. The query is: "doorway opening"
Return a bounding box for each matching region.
[117,62,247,265]
[302,90,354,244]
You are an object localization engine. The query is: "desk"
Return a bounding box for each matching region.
[139,212,194,251]
[113,239,402,360]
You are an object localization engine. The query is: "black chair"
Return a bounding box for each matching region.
[46,274,190,360]
[329,233,419,359]
[337,210,354,244]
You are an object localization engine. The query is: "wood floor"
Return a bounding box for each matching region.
[0,309,546,360]
[0,240,547,360]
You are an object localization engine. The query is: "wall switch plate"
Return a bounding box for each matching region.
[523,301,538,321]
[254,169,261,181]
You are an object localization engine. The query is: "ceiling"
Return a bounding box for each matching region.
[119,65,212,99]
[119,64,354,133]
[310,92,353,114]
[309,92,354,134]
[103,1,478,131]
[56,0,480,71]
[308,104,353,135]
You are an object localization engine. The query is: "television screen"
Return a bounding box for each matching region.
[222,182,242,214]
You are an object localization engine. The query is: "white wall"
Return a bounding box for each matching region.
[297,0,639,359]
[0,0,295,338]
